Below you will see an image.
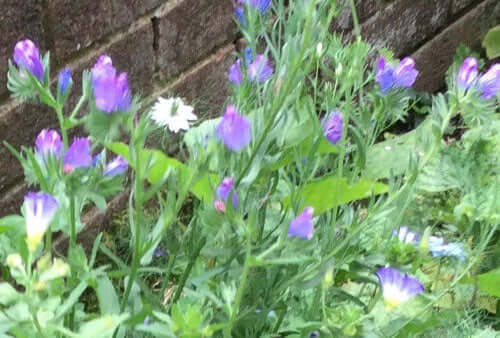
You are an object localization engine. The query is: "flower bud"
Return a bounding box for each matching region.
[13,39,44,81]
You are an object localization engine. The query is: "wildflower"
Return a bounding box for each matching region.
[288,207,314,240]
[103,156,128,176]
[392,226,419,245]
[248,54,274,83]
[35,129,63,159]
[234,2,246,24]
[214,177,239,212]
[63,137,92,173]
[477,63,500,99]
[13,39,44,81]
[153,247,169,258]
[150,97,197,133]
[457,57,478,90]
[248,0,271,13]
[322,111,343,144]
[24,191,58,251]
[376,267,424,310]
[228,59,243,85]
[91,55,131,113]
[216,105,251,152]
[244,47,253,65]
[428,236,466,261]
[375,56,418,94]
[58,66,72,95]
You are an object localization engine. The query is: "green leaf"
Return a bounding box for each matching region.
[477,268,500,297]
[482,25,500,59]
[96,276,120,315]
[0,215,24,234]
[78,314,128,338]
[0,283,20,306]
[107,142,215,203]
[283,176,388,214]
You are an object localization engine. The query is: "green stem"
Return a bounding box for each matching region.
[55,103,69,149]
[171,239,205,303]
[120,136,144,313]
[349,0,361,40]
[69,195,76,248]
[224,235,252,337]
[70,95,86,120]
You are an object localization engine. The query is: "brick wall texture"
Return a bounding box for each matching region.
[0,0,499,217]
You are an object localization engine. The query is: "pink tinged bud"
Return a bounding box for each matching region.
[35,129,63,159]
[477,63,500,99]
[213,200,227,213]
[457,57,478,90]
[215,177,239,209]
[288,207,314,240]
[13,39,44,81]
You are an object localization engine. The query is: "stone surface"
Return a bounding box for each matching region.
[413,0,500,92]
[157,0,238,81]
[0,100,55,192]
[361,0,452,56]
[451,0,481,15]
[0,1,44,98]
[0,183,26,217]
[332,0,386,32]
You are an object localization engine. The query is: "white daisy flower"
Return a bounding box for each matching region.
[150,97,197,133]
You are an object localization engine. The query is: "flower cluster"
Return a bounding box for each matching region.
[457,57,500,99]
[375,56,419,94]
[229,48,274,85]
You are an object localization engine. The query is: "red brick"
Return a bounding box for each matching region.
[157,0,238,81]
[413,0,500,92]
[0,1,44,97]
[360,0,452,57]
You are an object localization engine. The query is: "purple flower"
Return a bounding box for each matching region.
[35,129,63,159]
[376,267,424,310]
[58,66,72,95]
[248,0,271,13]
[214,177,239,212]
[477,64,500,99]
[457,57,478,90]
[248,54,274,83]
[104,156,128,176]
[322,111,343,144]
[375,56,418,94]
[228,59,243,85]
[63,137,92,173]
[24,191,58,250]
[216,105,251,152]
[392,226,419,245]
[234,3,246,24]
[13,39,44,81]
[91,55,132,113]
[288,207,314,240]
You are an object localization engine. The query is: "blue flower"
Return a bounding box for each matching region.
[322,111,343,144]
[24,191,58,251]
[376,267,424,310]
[35,129,62,159]
[428,236,466,262]
[58,66,72,95]
[63,137,92,173]
[248,54,274,83]
[392,226,419,246]
[216,105,251,152]
[228,59,243,85]
[477,64,500,99]
[457,57,478,90]
[288,207,314,240]
[375,56,418,94]
[103,156,128,176]
[213,177,239,212]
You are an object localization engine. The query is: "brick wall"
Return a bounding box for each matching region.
[0,0,499,217]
